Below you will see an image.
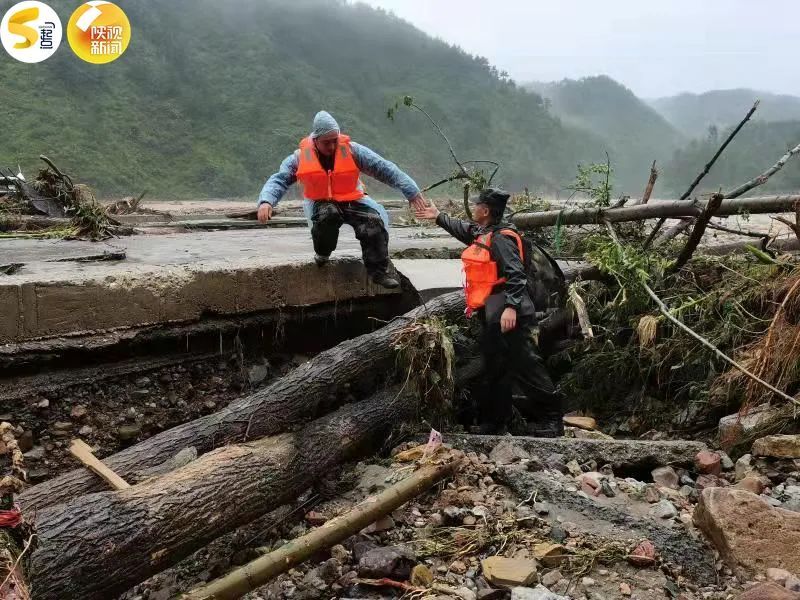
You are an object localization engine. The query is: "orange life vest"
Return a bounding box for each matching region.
[296,134,365,202]
[462,229,525,312]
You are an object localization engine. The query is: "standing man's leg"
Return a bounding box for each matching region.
[509,319,564,437]
[311,202,343,265]
[341,202,396,287]
[476,319,514,433]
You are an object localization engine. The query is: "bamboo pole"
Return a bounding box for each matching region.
[183,458,460,600]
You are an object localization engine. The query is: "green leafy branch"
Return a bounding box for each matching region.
[388,95,500,219]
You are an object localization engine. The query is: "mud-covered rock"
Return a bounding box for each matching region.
[694,488,800,576]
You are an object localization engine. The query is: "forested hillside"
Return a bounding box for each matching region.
[527,76,685,192]
[661,120,800,196]
[1,0,611,199]
[651,89,800,137]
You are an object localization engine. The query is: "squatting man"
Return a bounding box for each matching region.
[257,111,427,288]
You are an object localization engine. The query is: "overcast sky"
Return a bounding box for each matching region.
[360,0,798,99]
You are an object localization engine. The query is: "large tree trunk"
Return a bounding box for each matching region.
[28,386,416,600]
[19,292,465,512]
[512,194,800,229]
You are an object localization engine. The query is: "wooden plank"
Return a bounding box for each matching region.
[69,439,130,491]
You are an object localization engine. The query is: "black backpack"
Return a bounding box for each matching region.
[495,228,566,314]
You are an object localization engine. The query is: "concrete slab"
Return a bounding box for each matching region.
[0,227,460,343]
[393,259,462,301]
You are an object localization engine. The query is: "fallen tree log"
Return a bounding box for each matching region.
[19,291,466,512]
[28,386,417,600]
[184,457,460,600]
[512,195,800,229]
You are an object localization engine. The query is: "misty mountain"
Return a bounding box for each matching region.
[1,0,615,199]
[526,76,685,191]
[650,89,800,138]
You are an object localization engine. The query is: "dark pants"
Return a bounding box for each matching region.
[476,317,563,431]
[311,201,389,277]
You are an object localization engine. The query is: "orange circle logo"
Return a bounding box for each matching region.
[67,1,130,64]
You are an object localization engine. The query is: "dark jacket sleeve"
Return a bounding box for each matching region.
[491,233,529,310]
[435,213,477,246]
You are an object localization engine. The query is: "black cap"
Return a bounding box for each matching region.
[469,187,511,210]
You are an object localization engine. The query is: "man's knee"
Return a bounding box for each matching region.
[312,203,340,224]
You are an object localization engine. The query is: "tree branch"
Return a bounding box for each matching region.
[668,192,724,274]
[724,141,800,199]
[644,100,760,247]
[639,160,658,205]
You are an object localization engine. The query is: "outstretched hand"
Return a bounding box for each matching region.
[257,203,273,224]
[414,199,440,221]
[409,193,427,212]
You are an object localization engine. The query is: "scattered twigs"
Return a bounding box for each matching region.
[644,100,760,247]
[603,219,800,408]
[639,160,658,205]
[668,192,724,274]
[183,458,460,600]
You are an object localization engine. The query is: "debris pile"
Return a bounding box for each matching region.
[0,155,126,240]
[113,430,800,600]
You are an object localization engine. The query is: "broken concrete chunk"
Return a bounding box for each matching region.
[651,466,680,490]
[753,435,800,459]
[693,488,800,576]
[489,440,531,465]
[563,416,597,430]
[533,543,568,567]
[510,584,568,600]
[481,556,537,587]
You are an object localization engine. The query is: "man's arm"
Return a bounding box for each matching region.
[258,151,299,209]
[492,233,528,310]
[435,212,477,246]
[350,142,421,202]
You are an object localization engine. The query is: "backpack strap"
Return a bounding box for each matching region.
[496,228,525,259]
